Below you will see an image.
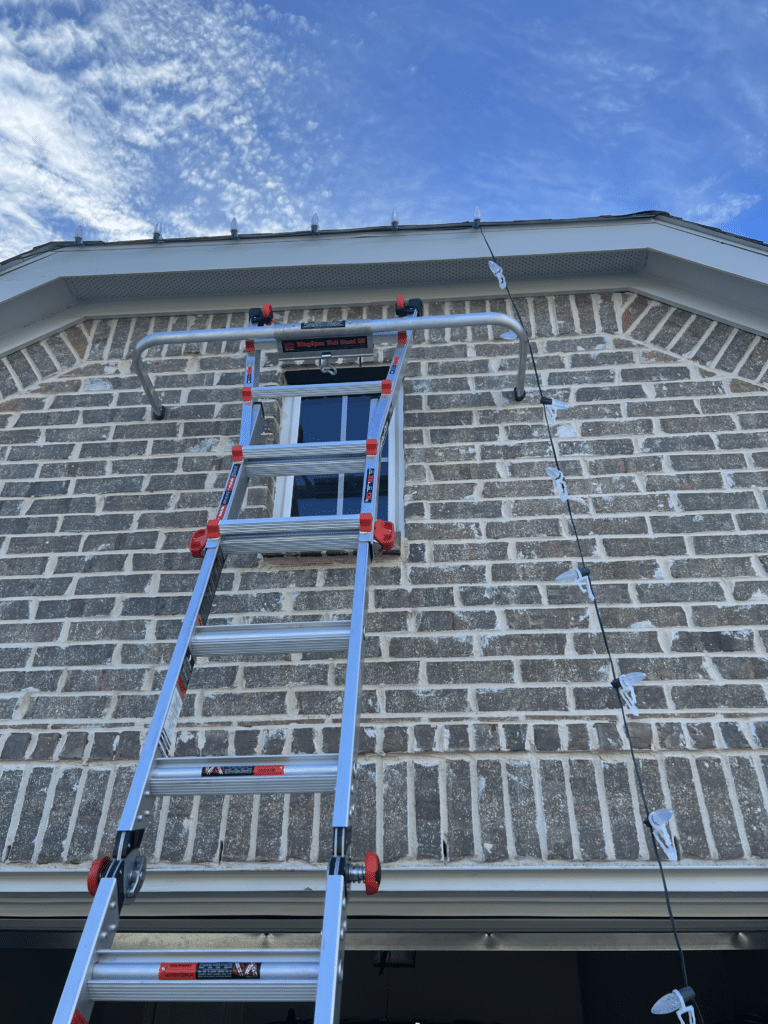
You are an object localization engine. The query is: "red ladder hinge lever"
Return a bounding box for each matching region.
[374,519,395,552]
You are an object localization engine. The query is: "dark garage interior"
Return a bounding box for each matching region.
[10,942,768,1024]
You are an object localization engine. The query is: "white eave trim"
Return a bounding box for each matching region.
[1,862,767,921]
[1,216,768,359]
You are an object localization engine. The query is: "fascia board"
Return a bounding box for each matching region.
[1,219,768,356]
[1,862,767,921]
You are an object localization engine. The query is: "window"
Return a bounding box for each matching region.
[273,366,403,529]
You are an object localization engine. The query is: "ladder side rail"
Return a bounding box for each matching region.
[241,345,260,445]
[316,326,415,1024]
[118,414,260,837]
[54,422,263,1021]
[132,312,528,418]
[52,880,121,1024]
[368,313,419,444]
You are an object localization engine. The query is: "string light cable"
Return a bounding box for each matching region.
[477,226,701,1023]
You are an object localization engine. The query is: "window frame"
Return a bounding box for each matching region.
[273,388,404,531]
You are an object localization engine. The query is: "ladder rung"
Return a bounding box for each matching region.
[190,620,351,656]
[89,949,319,1002]
[241,441,367,477]
[252,381,382,400]
[150,754,337,795]
[219,514,360,554]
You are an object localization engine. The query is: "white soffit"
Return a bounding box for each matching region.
[1,214,768,357]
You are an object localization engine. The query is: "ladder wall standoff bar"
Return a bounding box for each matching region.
[132,310,530,418]
[55,301,528,1024]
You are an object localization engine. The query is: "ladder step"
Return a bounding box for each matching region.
[252,380,382,400]
[89,949,319,1002]
[150,754,337,795]
[219,514,360,555]
[241,441,367,477]
[190,620,351,656]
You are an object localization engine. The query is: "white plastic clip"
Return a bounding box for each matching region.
[647,808,678,862]
[614,671,645,716]
[555,566,595,602]
[546,466,569,503]
[488,260,506,290]
[545,398,570,424]
[652,987,696,1024]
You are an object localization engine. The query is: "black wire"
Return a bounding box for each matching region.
[479,227,693,995]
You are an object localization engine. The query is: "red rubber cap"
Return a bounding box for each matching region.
[242,386,252,403]
[381,380,392,395]
[364,851,381,895]
[262,302,273,320]
[206,519,220,540]
[189,527,208,558]
[72,1011,89,1024]
[396,295,404,309]
[366,439,377,457]
[87,856,111,897]
[397,331,407,345]
[374,519,395,552]
[232,445,244,462]
[246,340,255,354]
[360,513,373,533]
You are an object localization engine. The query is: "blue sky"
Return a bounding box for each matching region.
[1,0,767,260]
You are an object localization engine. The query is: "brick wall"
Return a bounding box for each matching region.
[1,291,768,871]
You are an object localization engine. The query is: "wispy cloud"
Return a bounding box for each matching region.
[1,0,767,261]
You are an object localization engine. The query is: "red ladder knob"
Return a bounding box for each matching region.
[364,851,381,895]
[87,856,111,896]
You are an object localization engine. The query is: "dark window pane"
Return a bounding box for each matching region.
[346,395,372,440]
[300,396,342,443]
[292,475,338,517]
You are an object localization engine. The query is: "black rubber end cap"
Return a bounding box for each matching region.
[514,389,525,402]
[152,406,166,420]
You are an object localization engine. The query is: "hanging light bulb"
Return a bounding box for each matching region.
[651,987,696,1024]
[311,212,319,234]
[230,217,239,238]
[153,222,163,242]
[473,206,482,228]
[391,209,399,231]
[74,224,83,246]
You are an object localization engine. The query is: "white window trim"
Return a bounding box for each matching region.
[273,391,404,532]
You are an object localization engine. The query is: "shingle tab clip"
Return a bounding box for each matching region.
[556,565,594,601]
[546,466,569,502]
[611,671,646,717]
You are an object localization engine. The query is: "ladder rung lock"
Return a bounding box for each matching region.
[218,515,360,555]
[149,754,338,795]
[189,620,351,656]
[88,949,319,1002]
[240,441,367,477]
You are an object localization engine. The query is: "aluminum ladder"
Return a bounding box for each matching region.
[53,298,529,1024]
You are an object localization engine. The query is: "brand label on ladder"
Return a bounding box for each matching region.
[202,764,285,777]
[364,468,375,503]
[280,334,371,356]
[159,961,261,981]
[215,464,240,521]
[159,685,184,758]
